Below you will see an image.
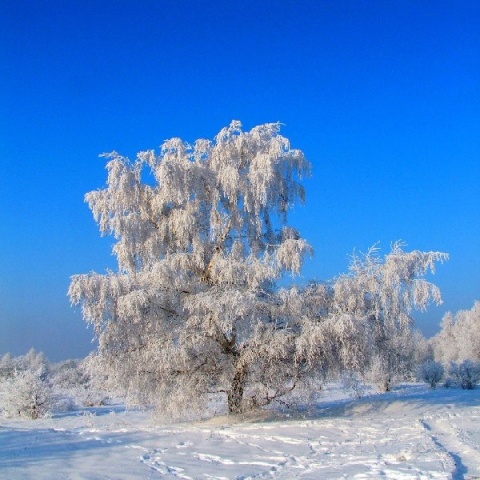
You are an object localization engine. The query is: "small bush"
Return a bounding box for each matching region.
[443,376,456,388]
[417,360,444,389]
[448,360,480,390]
[0,368,55,419]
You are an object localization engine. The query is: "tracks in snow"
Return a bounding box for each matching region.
[130,415,457,479]
[2,386,480,479]
[420,412,480,480]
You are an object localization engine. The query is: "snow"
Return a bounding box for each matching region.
[1,384,479,479]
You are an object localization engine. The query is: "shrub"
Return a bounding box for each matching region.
[0,368,54,419]
[417,360,444,389]
[448,360,480,390]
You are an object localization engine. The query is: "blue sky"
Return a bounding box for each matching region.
[1,1,479,361]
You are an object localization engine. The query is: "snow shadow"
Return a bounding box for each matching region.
[0,426,146,470]
[307,384,480,421]
[51,402,130,419]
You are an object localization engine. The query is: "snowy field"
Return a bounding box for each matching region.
[1,384,479,480]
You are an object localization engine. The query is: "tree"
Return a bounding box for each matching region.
[69,121,312,416]
[19,348,50,379]
[296,243,448,392]
[432,301,480,364]
[69,122,448,417]
[0,353,15,380]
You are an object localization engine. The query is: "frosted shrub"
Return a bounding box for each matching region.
[51,359,85,390]
[417,360,444,389]
[448,360,480,390]
[0,369,54,419]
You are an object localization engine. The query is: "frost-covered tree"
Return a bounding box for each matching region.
[412,330,434,366]
[19,348,50,379]
[0,353,15,379]
[50,357,108,408]
[296,243,448,392]
[0,368,54,419]
[69,121,312,416]
[69,122,449,415]
[432,301,480,364]
[0,348,49,380]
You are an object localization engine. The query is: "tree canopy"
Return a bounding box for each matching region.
[70,121,448,416]
[69,121,313,415]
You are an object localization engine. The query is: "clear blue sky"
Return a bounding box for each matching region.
[1,1,479,361]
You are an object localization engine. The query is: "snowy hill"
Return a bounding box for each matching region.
[1,384,479,479]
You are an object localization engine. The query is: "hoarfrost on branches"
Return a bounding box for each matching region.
[296,243,447,391]
[69,121,448,417]
[432,301,480,364]
[0,368,54,419]
[69,121,312,416]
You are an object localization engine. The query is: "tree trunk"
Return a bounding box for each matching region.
[383,377,391,392]
[227,364,248,414]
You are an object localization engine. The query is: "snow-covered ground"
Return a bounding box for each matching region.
[1,384,479,479]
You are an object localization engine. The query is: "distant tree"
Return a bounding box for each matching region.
[0,353,15,380]
[412,330,434,366]
[50,357,110,408]
[432,301,480,364]
[69,121,312,416]
[0,349,50,379]
[18,348,50,379]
